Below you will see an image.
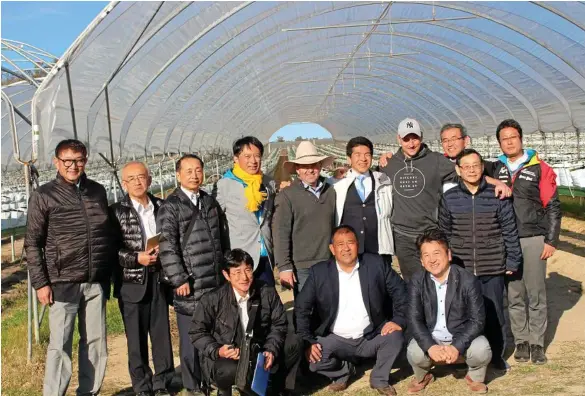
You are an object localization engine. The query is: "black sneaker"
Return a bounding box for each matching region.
[530,345,547,364]
[490,358,510,372]
[514,342,530,362]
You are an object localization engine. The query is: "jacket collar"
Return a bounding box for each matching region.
[457,176,489,195]
[174,186,207,206]
[56,172,87,190]
[121,192,160,208]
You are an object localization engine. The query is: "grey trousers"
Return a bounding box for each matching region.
[406,336,492,383]
[309,331,404,388]
[43,282,107,396]
[508,236,548,347]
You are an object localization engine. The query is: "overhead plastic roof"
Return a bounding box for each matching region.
[30,1,585,167]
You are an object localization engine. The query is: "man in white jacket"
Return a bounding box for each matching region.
[333,137,394,261]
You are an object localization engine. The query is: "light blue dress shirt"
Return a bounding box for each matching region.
[431,270,453,343]
[302,179,325,199]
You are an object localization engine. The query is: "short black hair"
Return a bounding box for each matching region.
[346,136,374,157]
[416,229,449,253]
[223,248,254,272]
[233,136,264,157]
[455,148,483,166]
[330,224,358,243]
[54,139,87,158]
[440,123,467,138]
[176,154,204,172]
[496,119,523,142]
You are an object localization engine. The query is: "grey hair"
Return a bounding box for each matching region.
[121,161,150,177]
[440,123,467,138]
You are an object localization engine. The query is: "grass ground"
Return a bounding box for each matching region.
[0,282,125,396]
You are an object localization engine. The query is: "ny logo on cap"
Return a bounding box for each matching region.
[407,122,413,128]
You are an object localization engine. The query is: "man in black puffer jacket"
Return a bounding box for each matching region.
[190,249,302,396]
[439,149,522,370]
[110,161,174,396]
[157,154,226,395]
[24,139,114,396]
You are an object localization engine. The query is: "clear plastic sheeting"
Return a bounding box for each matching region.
[32,1,585,166]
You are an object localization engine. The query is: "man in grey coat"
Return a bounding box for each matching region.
[213,136,278,285]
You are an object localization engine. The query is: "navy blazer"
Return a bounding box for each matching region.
[295,253,408,344]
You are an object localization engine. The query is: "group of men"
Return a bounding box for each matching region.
[24,116,561,396]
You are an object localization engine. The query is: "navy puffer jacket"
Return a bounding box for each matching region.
[438,177,523,276]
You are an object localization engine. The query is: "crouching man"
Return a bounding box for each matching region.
[407,229,492,394]
[295,225,407,396]
[190,249,302,396]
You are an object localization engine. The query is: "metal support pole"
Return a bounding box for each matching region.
[576,127,581,161]
[64,63,78,139]
[11,234,15,262]
[112,172,119,203]
[27,273,32,361]
[158,163,164,198]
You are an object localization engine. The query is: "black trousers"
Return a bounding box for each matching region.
[478,275,506,362]
[213,333,303,395]
[118,272,174,393]
[393,233,422,282]
[177,311,202,391]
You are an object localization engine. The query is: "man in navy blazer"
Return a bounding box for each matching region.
[295,225,407,396]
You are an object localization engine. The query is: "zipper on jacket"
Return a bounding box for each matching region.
[472,195,477,276]
[78,188,92,279]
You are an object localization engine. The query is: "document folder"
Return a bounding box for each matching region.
[251,353,270,396]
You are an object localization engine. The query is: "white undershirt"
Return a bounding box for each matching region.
[181,186,200,207]
[234,288,251,334]
[331,261,371,339]
[507,151,529,173]
[131,198,156,239]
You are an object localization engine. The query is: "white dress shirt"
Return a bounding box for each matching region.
[233,288,251,334]
[431,269,453,343]
[131,198,157,239]
[331,261,371,339]
[351,169,373,199]
[181,186,200,207]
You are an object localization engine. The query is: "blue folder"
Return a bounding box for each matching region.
[251,353,271,396]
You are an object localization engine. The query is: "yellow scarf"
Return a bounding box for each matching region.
[232,163,267,212]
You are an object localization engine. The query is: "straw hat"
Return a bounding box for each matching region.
[284,141,335,174]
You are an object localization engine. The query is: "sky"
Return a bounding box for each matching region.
[1,1,331,141]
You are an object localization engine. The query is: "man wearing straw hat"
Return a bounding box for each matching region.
[273,140,336,294]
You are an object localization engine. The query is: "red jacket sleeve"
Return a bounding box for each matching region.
[538,161,557,208]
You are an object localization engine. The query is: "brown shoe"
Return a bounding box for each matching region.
[465,375,488,393]
[328,382,348,392]
[372,385,397,396]
[407,373,434,394]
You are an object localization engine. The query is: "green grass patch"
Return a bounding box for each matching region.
[1,281,124,395]
[560,195,585,220]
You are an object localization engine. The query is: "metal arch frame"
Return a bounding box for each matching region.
[151,27,533,144]
[30,1,585,166]
[422,20,578,121]
[117,1,254,151]
[413,1,585,79]
[86,1,385,146]
[115,3,552,152]
[532,1,585,31]
[370,30,541,128]
[118,1,388,152]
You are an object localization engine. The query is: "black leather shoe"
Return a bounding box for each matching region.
[514,341,530,362]
[154,389,171,396]
[530,345,547,364]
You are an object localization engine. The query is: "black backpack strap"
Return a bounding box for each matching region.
[181,199,203,252]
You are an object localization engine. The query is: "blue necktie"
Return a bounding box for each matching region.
[356,175,366,202]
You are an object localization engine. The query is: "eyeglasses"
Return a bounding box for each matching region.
[124,175,148,184]
[459,163,482,172]
[441,137,465,145]
[57,157,87,167]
